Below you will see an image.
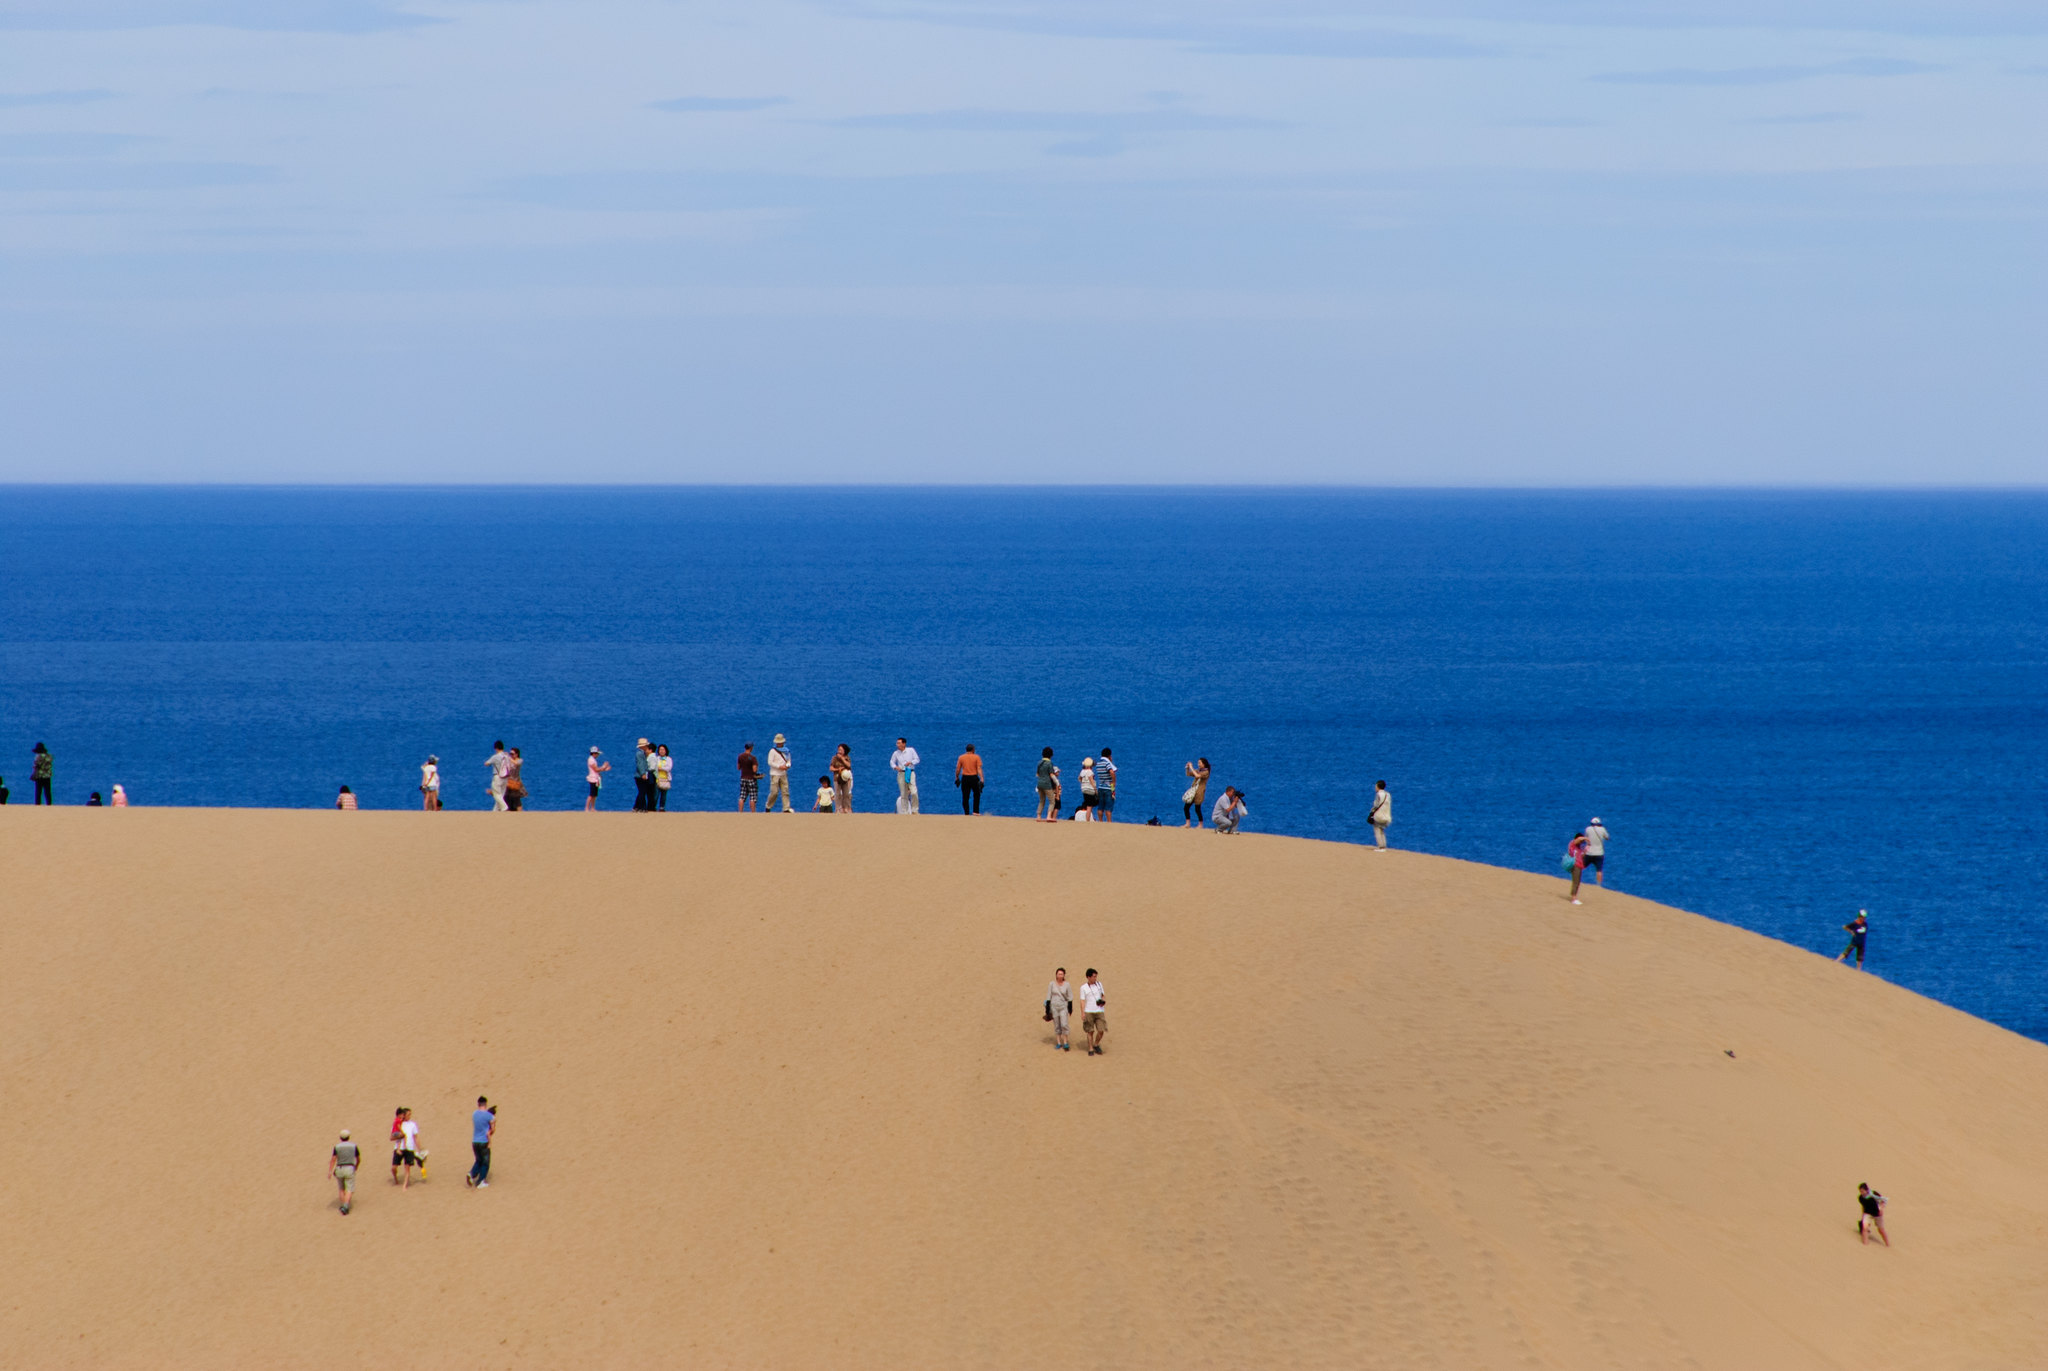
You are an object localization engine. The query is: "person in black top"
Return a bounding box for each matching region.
[1836,911,1869,968]
[1857,1183,1889,1246]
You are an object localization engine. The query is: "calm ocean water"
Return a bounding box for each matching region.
[2,487,2044,1039]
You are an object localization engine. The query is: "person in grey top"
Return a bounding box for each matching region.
[1046,967,1074,1051]
[328,1129,361,1215]
[1583,818,1609,886]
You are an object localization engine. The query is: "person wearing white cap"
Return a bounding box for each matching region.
[766,734,793,812]
[584,746,611,812]
[328,1129,361,1215]
[1584,818,1609,886]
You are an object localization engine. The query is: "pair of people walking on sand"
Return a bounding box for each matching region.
[1044,967,1108,1055]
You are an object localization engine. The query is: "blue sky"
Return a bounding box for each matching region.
[0,0,2042,483]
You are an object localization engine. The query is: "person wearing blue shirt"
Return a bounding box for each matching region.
[467,1096,497,1188]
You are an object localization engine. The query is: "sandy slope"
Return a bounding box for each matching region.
[0,809,2043,1369]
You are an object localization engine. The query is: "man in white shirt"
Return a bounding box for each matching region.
[393,1107,424,1189]
[1369,781,1391,849]
[766,734,793,813]
[486,742,510,811]
[890,738,921,814]
[1079,969,1108,1055]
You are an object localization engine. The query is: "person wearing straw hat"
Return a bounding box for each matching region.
[633,738,654,812]
[766,734,793,812]
[585,747,611,812]
[328,1129,361,1215]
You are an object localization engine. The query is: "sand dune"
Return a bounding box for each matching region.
[1,809,2044,1368]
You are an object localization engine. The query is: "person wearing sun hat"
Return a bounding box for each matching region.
[633,738,654,812]
[766,734,793,812]
[584,746,611,812]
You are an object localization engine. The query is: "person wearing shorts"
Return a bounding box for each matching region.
[390,1107,423,1189]
[1046,967,1074,1051]
[1583,818,1608,885]
[329,1130,360,1215]
[1079,969,1108,1055]
[738,743,760,812]
[585,747,610,812]
[1857,1183,1890,1245]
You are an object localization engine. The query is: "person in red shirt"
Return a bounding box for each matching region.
[954,744,985,814]
[737,743,760,812]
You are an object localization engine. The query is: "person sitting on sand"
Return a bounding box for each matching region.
[335,786,357,810]
[1857,1183,1889,1245]
[111,784,128,808]
[87,791,103,806]
[329,1129,360,1215]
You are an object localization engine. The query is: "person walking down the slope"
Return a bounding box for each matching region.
[655,744,674,810]
[329,1130,360,1215]
[1583,817,1609,885]
[814,775,836,812]
[467,1097,496,1189]
[1183,757,1210,828]
[1566,832,1590,904]
[738,743,760,813]
[487,741,511,811]
[1837,910,1869,969]
[831,744,853,813]
[1035,748,1058,822]
[891,738,920,815]
[585,747,611,812]
[1095,748,1117,822]
[335,785,358,810]
[1369,780,1392,850]
[1079,969,1108,1055]
[390,1107,423,1189]
[1046,967,1074,1051]
[955,743,984,814]
[766,735,793,813]
[31,743,53,805]
[1857,1184,1890,1246]
[633,739,654,812]
[421,755,441,811]
[504,748,526,811]
[1212,787,1246,834]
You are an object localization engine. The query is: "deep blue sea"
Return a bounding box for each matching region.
[2,487,2044,1039]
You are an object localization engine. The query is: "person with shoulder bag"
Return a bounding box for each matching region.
[1045,967,1074,1052]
